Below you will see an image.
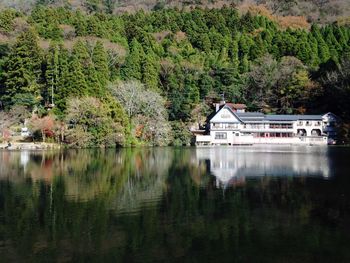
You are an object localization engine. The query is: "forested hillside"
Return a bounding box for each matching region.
[1,0,350,24]
[0,5,350,146]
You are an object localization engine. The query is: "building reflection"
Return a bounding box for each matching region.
[195,146,331,188]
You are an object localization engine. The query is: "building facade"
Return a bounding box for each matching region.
[196,104,338,145]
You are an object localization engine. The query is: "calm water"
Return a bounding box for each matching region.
[0,146,350,262]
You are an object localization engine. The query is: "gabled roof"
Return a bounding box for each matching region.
[210,105,243,123]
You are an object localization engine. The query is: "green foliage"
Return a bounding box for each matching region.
[1,6,350,146]
[170,121,193,146]
[0,9,20,34]
[3,29,42,109]
[121,38,144,80]
[65,97,127,147]
[93,41,109,93]
[30,6,63,40]
[142,49,160,90]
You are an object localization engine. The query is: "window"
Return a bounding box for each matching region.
[227,123,238,129]
[215,132,227,139]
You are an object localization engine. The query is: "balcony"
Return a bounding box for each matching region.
[211,125,239,130]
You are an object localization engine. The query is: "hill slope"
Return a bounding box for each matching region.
[0,0,349,24]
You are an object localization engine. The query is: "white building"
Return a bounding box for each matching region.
[195,103,338,145]
[195,147,331,188]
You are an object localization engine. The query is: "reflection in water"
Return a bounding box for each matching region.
[195,146,331,187]
[0,148,173,210]
[0,147,349,262]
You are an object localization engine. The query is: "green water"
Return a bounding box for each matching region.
[0,146,349,262]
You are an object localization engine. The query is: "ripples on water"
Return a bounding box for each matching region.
[0,146,350,262]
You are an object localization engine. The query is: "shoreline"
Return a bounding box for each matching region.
[0,142,61,150]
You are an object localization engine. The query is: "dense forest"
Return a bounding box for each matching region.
[0,3,350,146]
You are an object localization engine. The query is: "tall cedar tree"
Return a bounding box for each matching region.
[3,29,42,108]
[92,41,109,95]
[45,44,59,106]
[142,49,160,91]
[121,38,144,80]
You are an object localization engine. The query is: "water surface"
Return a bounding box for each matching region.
[0,146,350,262]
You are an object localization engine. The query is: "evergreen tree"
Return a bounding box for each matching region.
[312,25,331,63]
[250,34,267,59]
[63,55,88,99]
[3,29,42,108]
[73,10,88,36]
[45,44,59,106]
[72,40,101,95]
[121,38,144,80]
[92,41,110,95]
[318,38,331,63]
[240,54,249,73]
[229,39,240,72]
[142,50,160,91]
[200,33,211,53]
[308,35,320,69]
[296,33,312,65]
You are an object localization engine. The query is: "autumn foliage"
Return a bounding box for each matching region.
[30,115,55,142]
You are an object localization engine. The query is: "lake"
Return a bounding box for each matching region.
[0,146,350,262]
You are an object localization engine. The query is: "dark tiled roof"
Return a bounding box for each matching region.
[236,112,265,117]
[235,112,266,122]
[236,112,323,122]
[265,115,322,121]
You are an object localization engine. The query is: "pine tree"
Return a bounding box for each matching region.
[121,38,144,80]
[200,33,211,53]
[318,38,331,63]
[142,50,160,91]
[85,64,101,95]
[66,55,88,98]
[240,54,249,73]
[3,28,42,108]
[312,25,331,63]
[229,39,240,72]
[72,40,100,95]
[54,46,70,114]
[73,10,88,36]
[250,34,267,59]
[296,33,312,65]
[308,35,320,69]
[45,44,59,106]
[334,26,348,51]
[92,41,109,94]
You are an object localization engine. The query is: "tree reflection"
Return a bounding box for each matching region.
[0,147,349,262]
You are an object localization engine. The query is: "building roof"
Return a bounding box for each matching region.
[211,108,324,123]
[236,112,266,122]
[210,105,243,123]
[265,115,323,121]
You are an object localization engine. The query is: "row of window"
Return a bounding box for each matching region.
[213,121,324,130]
[253,133,293,138]
[215,132,227,139]
[215,132,297,139]
[213,123,238,128]
[297,121,322,126]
